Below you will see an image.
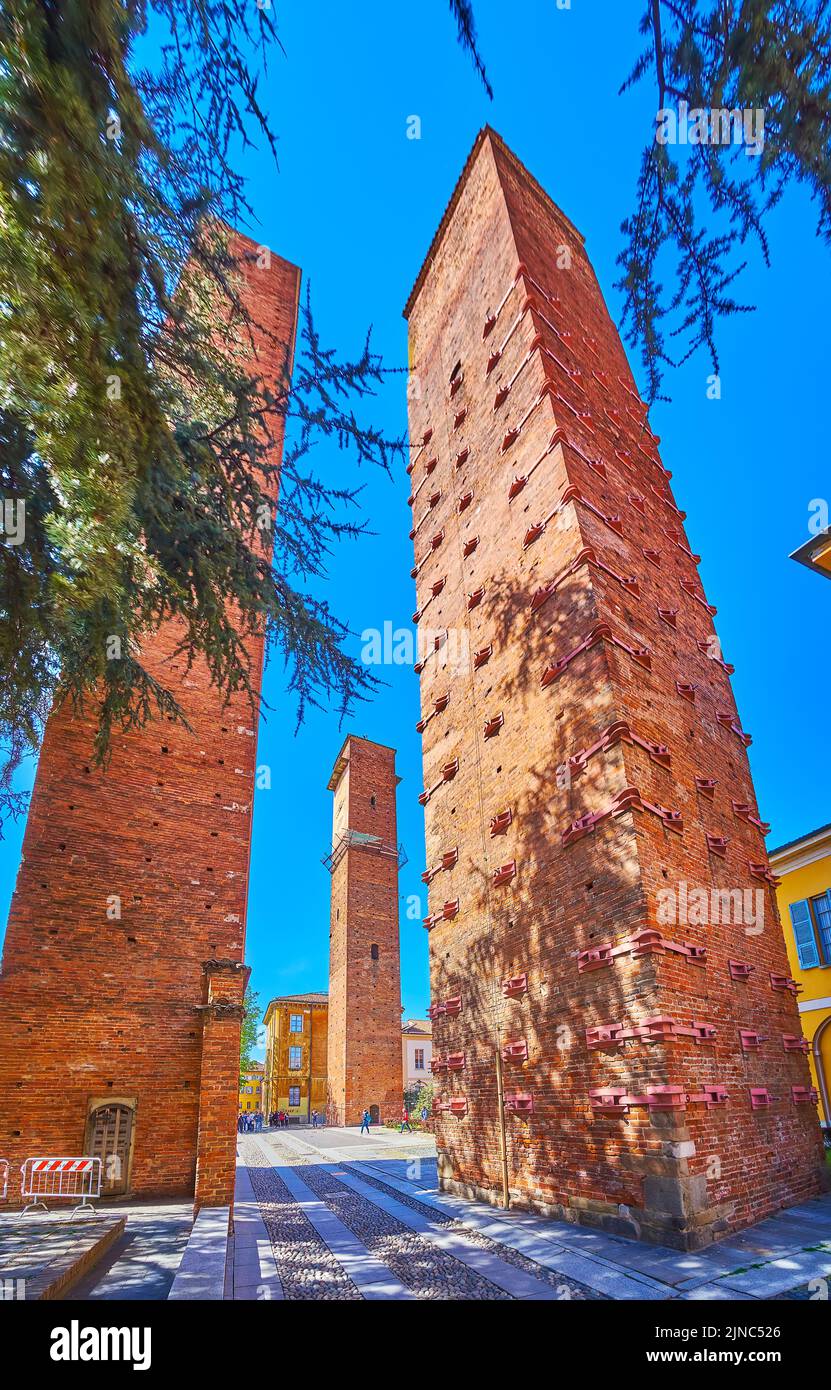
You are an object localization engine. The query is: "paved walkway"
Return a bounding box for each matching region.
[235,1125,831,1301]
[65,1200,193,1300]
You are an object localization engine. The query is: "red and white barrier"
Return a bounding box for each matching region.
[20,1156,102,1217]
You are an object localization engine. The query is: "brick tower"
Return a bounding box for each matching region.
[404,128,825,1248]
[326,736,403,1126]
[0,237,300,1210]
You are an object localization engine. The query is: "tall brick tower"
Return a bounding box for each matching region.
[0,237,300,1210]
[326,736,403,1125]
[404,128,825,1248]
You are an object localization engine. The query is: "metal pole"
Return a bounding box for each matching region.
[307,1008,313,1123]
[494,1029,510,1209]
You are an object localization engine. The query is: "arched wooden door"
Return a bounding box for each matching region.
[369,1104,380,1124]
[86,1103,134,1196]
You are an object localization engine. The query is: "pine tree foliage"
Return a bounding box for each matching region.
[448,0,492,98]
[452,1,831,401]
[619,0,831,399]
[0,2,402,835]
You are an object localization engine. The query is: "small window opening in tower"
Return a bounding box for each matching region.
[371,943,380,961]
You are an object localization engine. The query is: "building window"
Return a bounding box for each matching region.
[789,893,831,968]
[414,1048,425,1071]
[288,1086,300,1107]
[288,1046,302,1071]
[812,892,831,962]
[290,1014,303,1033]
[371,943,379,961]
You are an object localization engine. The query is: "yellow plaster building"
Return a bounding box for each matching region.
[239,1061,264,1114]
[262,993,329,1121]
[770,822,831,1139]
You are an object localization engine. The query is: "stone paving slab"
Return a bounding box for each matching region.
[715,1248,831,1298]
[232,1154,283,1301]
[680,1283,758,1301]
[275,1164,415,1300]
[168,1206,229,1301]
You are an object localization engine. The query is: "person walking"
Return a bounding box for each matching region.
[360,1108,371,1136]
[399,1106,411,1133]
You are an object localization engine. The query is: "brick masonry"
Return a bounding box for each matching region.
[0,235,300,1211]
[326,736,404,1125]
[403,128,826,1249]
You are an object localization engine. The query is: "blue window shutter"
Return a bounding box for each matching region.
[789,900,821,969]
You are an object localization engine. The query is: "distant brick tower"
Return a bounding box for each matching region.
[404,128,825,1248]
[326,736,403,1125]
[0,237,300,1210]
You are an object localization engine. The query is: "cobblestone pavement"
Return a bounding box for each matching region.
[341,1163,601,1299]
[240,1140,362,1300]
[297,1157,510,1300]
[244,1132,597,1301]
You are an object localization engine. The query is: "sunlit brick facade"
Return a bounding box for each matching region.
[0,237,300,1211]
[404,128,825,1248]
[326,736,403,1126]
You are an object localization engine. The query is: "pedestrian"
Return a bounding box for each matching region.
[399,1106,411,1133]
[311,1109,317,1129]
[360,1108,371,1135]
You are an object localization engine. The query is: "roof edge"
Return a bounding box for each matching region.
[769,821,831,865]
[403,125,584,321]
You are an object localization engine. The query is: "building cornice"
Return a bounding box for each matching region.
[769,824,831,876]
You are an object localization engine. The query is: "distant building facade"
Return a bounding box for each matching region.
[402,1019,433,1091]
[261,988,418,1124]
[239,1063,264,1114]
[771,823,831,1137]
[262,993,329,1121]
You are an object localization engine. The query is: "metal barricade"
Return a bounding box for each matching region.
[19,1157,102,1217]
[0,1158,8,1201]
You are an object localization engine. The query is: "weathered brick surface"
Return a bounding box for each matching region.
[404,128,825,1248]
[326,737,403,1125]
[0,236,300,1210]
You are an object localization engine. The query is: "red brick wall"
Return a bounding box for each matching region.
[326,737,404,1125]
[404,129,825,1248]
[0,237,300,1209]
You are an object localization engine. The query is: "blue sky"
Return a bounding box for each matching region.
[1,2,829,1047]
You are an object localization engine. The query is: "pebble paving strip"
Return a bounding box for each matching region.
[240,1140,362,1300]
[344,1164,602,1300]
[296,1160,511,1300]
